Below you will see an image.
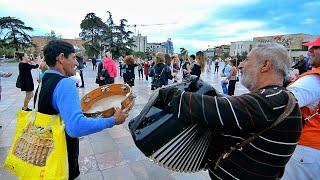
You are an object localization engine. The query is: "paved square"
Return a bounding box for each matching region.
[0,62,248,179]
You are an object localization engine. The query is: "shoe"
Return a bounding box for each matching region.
[79,86,84,88]
[22,107,32,111]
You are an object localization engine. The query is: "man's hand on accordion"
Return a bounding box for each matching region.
[154,87,181,113]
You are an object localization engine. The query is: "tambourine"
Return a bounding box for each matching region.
[81,84,134,118]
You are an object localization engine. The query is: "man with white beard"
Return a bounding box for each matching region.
[155,43,303,179]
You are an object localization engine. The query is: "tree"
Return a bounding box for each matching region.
[45,30,62,41]
[103,12,135,59]
[79,13,106,58]
[0,16,34,51]
[132,51,146,59]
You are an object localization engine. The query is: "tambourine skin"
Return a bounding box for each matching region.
[81,84,134,118]
[129,79,218,156]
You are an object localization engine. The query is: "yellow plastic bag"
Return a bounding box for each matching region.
[3,110,68,180]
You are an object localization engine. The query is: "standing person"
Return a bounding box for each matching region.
[92,57,97,71]
[75,54,85,88]
[123,55,138,87]
[182,57,191,79]
[190,51,205,78]
[17,53,39,111]
[220,59,231,94]
[103,52,117,84]
[282,37,320,180]
[171,54,180,82]
[40,40,128,179]
[227,59,238,96]
[156,43,302,179]
[119,55,125,77]
[137,59,144,79]
[96,58,110,86]
[149,52,173,90]
[0,70,12,128]
[214,57,220,73]
[206,57,212,72]
[143,59,150,81]
[291,55,307,75]
[189,54,196,70]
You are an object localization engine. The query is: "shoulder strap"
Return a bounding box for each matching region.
[214,91,297,169]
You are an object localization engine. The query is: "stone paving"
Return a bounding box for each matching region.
[0,62,248,180]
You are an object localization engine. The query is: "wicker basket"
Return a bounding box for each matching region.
[13,123,53,167]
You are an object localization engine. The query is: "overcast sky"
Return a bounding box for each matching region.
[1,0,319,54]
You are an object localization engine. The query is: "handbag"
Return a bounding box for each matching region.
[16,75,22,88]
[220,77,229,84]
[3,82,69,179]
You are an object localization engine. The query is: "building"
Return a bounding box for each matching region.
[165,38,174,55]
[253,33,317,59]
[203,47,215,59]
[132,34,147,52]
[230,41,253,57]
[31,36,86,55]
[146,42,166,54]
[214,45,230,57]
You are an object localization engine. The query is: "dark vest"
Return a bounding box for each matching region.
[35,73,80,180]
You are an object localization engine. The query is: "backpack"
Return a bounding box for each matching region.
[151,66,166,90]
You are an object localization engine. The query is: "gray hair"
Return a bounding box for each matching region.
[252,43,291,77]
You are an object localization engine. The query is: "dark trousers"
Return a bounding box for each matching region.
[145,75,149,81]
[214,66,219,73]
[138,70,143,79]
[228,80,237,96]
[78,70,84,87]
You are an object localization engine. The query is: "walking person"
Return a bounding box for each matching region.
[92,57,97,71]
[214,57,220,73]
[220,59,231,94]
[143,59,150,81]
[149,52,173,90]
[17,53,39,111]
[123,55,138,87]
[137,59,143,79]
[227,59,238,96]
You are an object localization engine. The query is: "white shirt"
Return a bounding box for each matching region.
[287,74,320,109]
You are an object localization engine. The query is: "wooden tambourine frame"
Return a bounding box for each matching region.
[81,84,134,118]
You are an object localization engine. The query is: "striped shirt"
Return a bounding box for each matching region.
[174,85,302,179]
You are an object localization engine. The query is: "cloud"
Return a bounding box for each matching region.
[301,18,316,25]
[0,0,318,53]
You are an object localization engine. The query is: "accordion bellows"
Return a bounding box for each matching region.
[129,79,218,173]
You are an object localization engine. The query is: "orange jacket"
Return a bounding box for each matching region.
[296,67,320,150]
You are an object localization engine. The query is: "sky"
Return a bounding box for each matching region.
[0,0,319,54]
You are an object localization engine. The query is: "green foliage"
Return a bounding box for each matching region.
[44,30,62,41]
[0,47,16,58]
[132,51,147,59]
[0,16,34,51]
[79,13,106,58]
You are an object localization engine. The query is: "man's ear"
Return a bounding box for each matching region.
[56,53,64,64]
[260,59,272,73]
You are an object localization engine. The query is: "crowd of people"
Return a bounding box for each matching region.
[0,37,319,179]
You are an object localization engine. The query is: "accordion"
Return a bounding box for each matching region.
[129,78,219,173]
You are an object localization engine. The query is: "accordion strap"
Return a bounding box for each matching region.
[214,91,296,170]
